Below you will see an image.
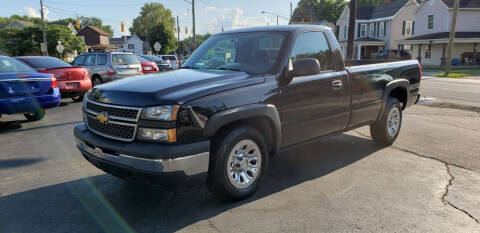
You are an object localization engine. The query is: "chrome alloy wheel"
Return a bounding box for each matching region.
[226,139,262,189]
[387,107,400,138]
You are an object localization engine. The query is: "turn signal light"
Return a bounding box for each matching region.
[107,65,115,76]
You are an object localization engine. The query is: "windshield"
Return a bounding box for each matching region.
[18,57,72,70]
[137,56,149,62]
[182,32,287,74]
[162,55,176,61]
[0,56,36,73]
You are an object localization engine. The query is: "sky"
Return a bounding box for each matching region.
[0,0,301,38]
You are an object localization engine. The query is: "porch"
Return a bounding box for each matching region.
[339,37,386,60]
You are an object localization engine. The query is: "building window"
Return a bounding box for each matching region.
[128,44,134,49]
[404,21,413,36]
[428,15,434,29]
[424,44,432,59]
[369,23,375,37]
[360,24,367,37]
[379,22,385,37]
[344,25,348,39]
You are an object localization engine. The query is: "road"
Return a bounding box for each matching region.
[421,76,480,108]
[1,83,480,232]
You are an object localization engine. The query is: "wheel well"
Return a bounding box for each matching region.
[389,87,407,109]
[212,117,276,156]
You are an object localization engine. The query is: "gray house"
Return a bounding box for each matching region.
[399,0,480,66]
[336,0,419,60]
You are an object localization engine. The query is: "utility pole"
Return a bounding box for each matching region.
[192,0,196,50]
[346,0,357,60]
[40,0,48,56]
[277,15,279,26]
[177,16,180,57]
[445,0,460,75]
[290,2,293,21]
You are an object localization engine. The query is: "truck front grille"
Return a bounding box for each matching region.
[84,100,142,142]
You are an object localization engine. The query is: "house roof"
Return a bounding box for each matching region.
[406,32,480,40]
[441,0,480,8]
[357,0,409,19]
[81,25,111,36]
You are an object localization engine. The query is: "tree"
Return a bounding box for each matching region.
[130,3,177,53]
[290,0,346,24]
[0,25,85,57]
[148,23,176,54]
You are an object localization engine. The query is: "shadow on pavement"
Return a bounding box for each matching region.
[0,133,381,233]
[0,120,82,134]
[0,158,44,169]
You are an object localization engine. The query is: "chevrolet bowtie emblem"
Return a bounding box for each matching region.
[96,112,109,124]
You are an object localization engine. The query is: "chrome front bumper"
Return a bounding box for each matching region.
[76,139,209,176]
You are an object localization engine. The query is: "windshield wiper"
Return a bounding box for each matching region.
[181,66,199,69]
[205,67,242,72]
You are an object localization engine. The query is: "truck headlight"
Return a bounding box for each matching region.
[137,128,176,142]
[141,106,179,121]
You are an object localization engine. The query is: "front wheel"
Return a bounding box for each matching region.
[207,126,269,200]
[370,97,402,146]
[24,109,45,122]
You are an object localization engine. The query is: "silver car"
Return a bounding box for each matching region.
[72,52,142,86]
[158,55,179,70]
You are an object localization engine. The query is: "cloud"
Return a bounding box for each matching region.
[23,7,49,19]
[202,7,270,34]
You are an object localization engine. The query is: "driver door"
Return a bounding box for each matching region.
[279,31,350,147]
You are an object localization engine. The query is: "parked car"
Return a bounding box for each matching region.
[377,49,412,60]
[137,56,160,74]
[138,55,169,72]
[158,55,179,69]
[16,56,92,102]
[74,25,421,200]
[0,55,60,121]
[72,52,142,86]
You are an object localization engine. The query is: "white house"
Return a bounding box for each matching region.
[336,0,420,60]
[399,0,480,66]
[110,35,150,55]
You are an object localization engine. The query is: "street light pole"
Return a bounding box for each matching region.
[192,0,196,50]
[261,11,289,26]
[40,0,48,56]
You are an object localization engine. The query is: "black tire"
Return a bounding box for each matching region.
[24,109,45,122]
[370,97,402,146]
[72,94,84,102]
[207,126,269,200]
[92,75,103,86]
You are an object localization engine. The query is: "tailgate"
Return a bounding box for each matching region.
[115,64,141,76]
[0,73,53,98]
[40,67,86,81]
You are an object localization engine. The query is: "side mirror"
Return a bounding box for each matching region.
[288,58,321,78]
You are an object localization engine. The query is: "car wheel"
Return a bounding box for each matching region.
[92,76,103,86]
[24,109,45,122]
[207,126,269,200]
[72,94,84,103]
[370,97,402,146]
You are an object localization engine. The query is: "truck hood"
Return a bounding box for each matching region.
[88,69,264,107]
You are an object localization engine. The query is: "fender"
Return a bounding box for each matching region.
[203,104,282,153]
[376,79,409,121]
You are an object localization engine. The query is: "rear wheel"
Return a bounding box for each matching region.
[24,109,45,122]
[72,94,84,102]
[207,126,268,200]
[370,97,402,146]
[92,75,103,86]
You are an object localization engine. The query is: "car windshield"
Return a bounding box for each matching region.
[112,54,139,65]
[182,31,287,74]
[19,57,72,70]
[0,56,36,73]
[162,55,176,61]
[140,55,162,62]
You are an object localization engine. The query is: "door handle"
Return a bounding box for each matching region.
[332,80,343,90]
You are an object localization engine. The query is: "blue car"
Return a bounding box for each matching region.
[0,55,60,121]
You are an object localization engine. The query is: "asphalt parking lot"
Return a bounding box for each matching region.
[1,78,479,232]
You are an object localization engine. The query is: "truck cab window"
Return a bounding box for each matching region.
[290,31,335,71]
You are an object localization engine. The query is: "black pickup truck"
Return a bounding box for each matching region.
[74,25,421,200]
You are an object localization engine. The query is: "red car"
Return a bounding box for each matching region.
[16,56,92,102]
[137,56,160,74]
